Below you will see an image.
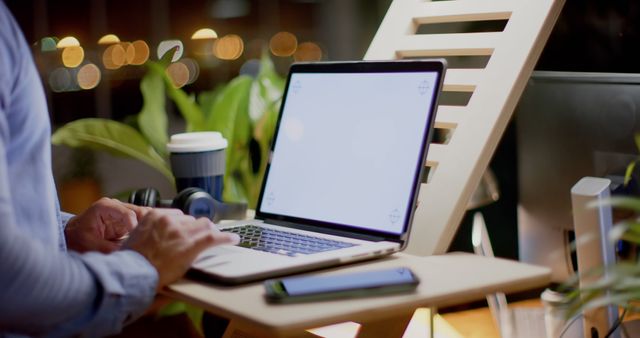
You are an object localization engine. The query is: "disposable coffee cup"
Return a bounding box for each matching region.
[167,132,227,200]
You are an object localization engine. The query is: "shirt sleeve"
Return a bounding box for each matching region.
[0,123,158,336]
[0,2,159,337]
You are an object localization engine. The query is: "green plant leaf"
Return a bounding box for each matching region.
[205,75,253,134]
[590,196,640,212]
[138,65,168,157]
[624,161,637,186]
[157,301,204,336]
[157,45,179,67]
[199,84,227,122]
[147,61,206,132]
[51,118,172,180]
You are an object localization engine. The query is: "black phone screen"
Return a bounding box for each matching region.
[280,267,417,296]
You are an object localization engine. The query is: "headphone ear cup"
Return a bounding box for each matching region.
[172,187,216,220]
[129,188,161,207]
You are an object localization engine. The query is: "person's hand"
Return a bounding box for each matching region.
[122,209,240,289]
[64,197,151,253]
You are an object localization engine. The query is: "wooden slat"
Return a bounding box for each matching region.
[366,0,565,257]
[435,105,465,129]
[395,32,501,58]
[443,69,483,93]
[426,143,446,165]
[412,0,514,25]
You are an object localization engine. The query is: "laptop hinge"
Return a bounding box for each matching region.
[262,218,394,243]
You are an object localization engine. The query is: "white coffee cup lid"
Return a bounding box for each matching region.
[167,132,228,153]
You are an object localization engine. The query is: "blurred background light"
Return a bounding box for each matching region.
[239,59,260,77]
[180,58,200,84]
[103,43,126,70]
[40,37,58,52]
[57,36,80,48]
[213,34,244,60]
[77,63,101,90]
[157,40,184,62]
[166,62,190,88]
[120,42,134,65]
[49,67,72,92]
[98,34,120,45]
[294,42,322,61]
[129,40,150,65]
[191,28,218,40]
[61,46,84,68]
[269,32,297,57]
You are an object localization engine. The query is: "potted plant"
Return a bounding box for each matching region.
[52,49,285,208]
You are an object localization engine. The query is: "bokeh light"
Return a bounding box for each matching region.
[191,28,218,40]
[213,34,244,60]
[269,32,297,57]
[98,34,120,45]
[49,67,73,92]
[57,36,80,48]
[239,59,260,77]
[294,42,322,61]
[61,46,84,68]
[157,40,184,62]
[120,42,134,64]
[77,63,101,90]
[103,43,126,70]
[166,62,190,88]
[129,40,150,65]
[180,58,200,85]
[40,37,58,52]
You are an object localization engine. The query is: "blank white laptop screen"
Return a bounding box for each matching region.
[259,71,438,235]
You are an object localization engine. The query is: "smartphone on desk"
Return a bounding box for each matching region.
[263,267,419,303]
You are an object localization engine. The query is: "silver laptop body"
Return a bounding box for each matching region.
[191,60,446,284]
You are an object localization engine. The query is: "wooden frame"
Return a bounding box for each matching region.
[365,0,565,256]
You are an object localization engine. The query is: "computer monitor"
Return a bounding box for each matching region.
[516,71,640,282]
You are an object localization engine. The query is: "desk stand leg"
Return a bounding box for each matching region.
[356,310,414,338]
[429,307,436,338]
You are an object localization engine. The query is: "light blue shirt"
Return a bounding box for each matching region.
[0,2,158,337]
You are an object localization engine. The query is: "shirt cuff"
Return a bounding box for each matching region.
[76,249,158,337]
[60,211,75,228]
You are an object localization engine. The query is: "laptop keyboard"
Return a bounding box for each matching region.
[222,225,356,257]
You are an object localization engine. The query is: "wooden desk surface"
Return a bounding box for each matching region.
[164,253,550,337]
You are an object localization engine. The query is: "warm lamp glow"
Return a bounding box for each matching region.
[98,34,120,45]
[213,34,243,60]
[120,42,134,64]
[61,46,84,68]
[294,42,322,62]
[180,58,200,84]
[103,44,126,70]
[166,62,190,88]
[129,40,150,65]
[57,36,80,48]
[269,32,297,57]
[191,28,218,40]
[77,63,101,89]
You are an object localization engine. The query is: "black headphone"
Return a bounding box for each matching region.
[128,187,247,223]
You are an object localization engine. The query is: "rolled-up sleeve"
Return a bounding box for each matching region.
[0,129,157,335]
[0,225,158,337]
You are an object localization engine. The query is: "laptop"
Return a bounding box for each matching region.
[191,60,446,284]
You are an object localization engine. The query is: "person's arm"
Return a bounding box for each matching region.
[0,4,158,335]
[0,224,157,336]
